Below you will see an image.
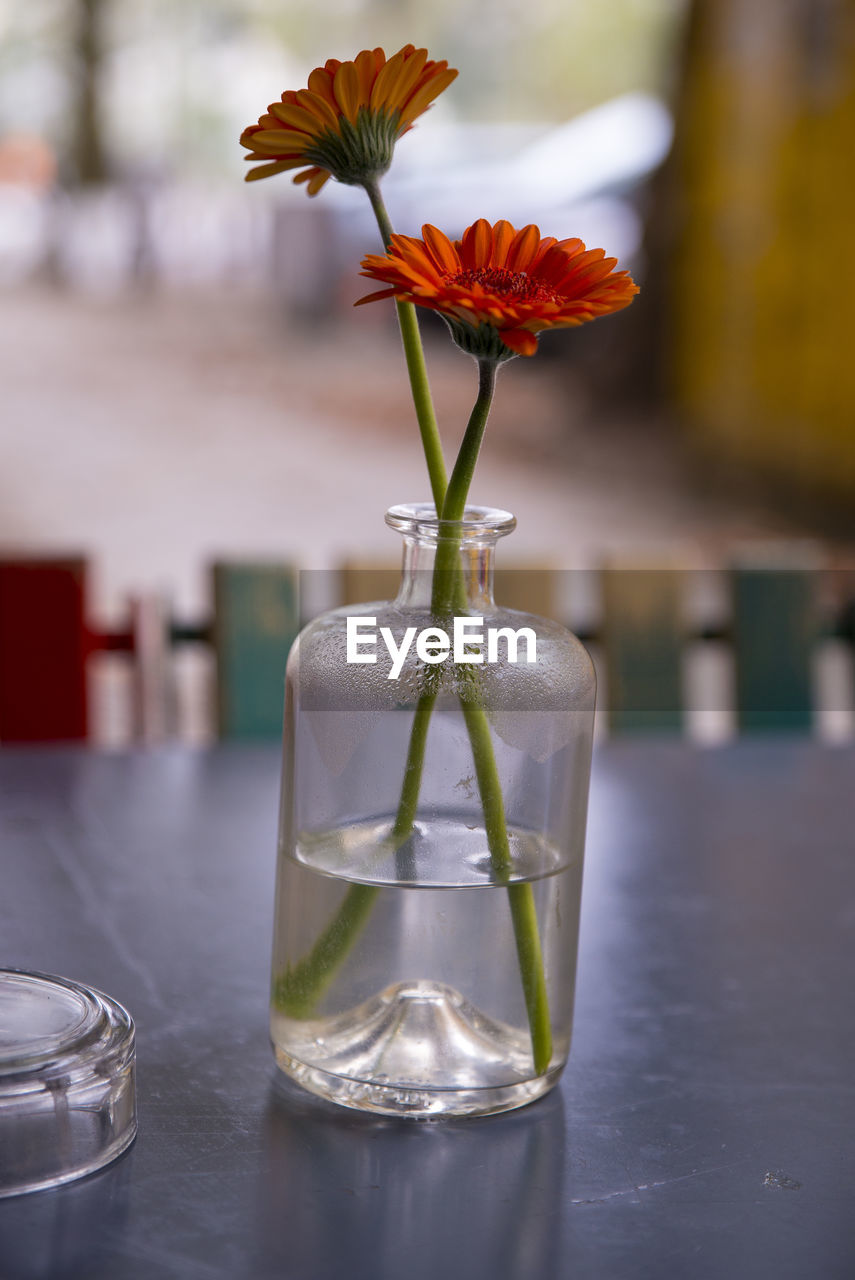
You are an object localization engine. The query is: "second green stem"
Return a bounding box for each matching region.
[431,360,552,1074]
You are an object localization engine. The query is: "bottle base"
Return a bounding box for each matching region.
[271,979,565,1118]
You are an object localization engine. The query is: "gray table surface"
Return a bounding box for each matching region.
[0,741,853,1280]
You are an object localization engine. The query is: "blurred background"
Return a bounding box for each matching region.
[1,0,854,742]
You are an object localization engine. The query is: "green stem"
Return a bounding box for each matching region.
[274,691,437,1015]
[430,359,496,617]
[363,180,447,512]
[432,358,552,1072]
[391,691,438,842]
[441,360,496,522]
[459,698,553,1074]
[273,883,378,1019]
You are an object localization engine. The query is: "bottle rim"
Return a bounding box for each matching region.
[385,503,516,543]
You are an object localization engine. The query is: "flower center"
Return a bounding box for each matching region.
[448,267,560,305]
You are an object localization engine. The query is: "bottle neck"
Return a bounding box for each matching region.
[386,503,516,615]
[395,537,498,611]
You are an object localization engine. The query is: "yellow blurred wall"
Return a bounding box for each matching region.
[670,0,855,508]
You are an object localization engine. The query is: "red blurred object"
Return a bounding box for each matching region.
[0,558,90,742]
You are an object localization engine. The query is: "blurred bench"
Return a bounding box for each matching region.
[0,558,299,743]
[1,551,853,744]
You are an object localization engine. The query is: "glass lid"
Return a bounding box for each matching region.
[0,969,136,1197]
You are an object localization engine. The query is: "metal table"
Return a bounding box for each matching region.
[1,742,853,1280]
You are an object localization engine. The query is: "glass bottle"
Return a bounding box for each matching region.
[270,504,596,1117]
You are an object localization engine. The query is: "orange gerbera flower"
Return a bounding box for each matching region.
[241,45,457,194]
[358,218,639,359]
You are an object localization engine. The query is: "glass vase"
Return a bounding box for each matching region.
[270,504,596,1117]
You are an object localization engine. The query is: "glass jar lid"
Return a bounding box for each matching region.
[0,968,136,1197]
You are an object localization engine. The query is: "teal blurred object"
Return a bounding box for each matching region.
[731,553,818,733]
[212,562,299,740]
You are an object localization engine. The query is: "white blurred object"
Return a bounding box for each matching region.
[146,184,273,286]
[0,189,51,284]
[513,93,674,205]
[54,188,142,294]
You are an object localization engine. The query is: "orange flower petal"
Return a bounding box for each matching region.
[305,170,331,196]
[399,67,457,125]
[369,47,408,111]
[291,166,331,195]
[379,48,428,113]
[527,236,558,272]
[307,67,338,111]
[555,236,585,257]
[498,329,539,356]
[245,161,296,183]
[490,219,516,267]
[354,47,379,102]
[268,101,321,135]
[562,248,607,276]
[505,224,541,271]
[384,233,425,263]
[459,219,493,270]
[355,285,401,306]
[394,252,443,286]
[245,129,305,155]
[333,61,361,123]
[422,224,459,273]
[294,89,340,131]
[244,154,305,169]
